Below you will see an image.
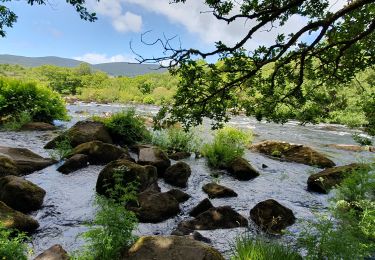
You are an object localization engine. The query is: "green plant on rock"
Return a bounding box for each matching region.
[0,223,30,260]
[96,109,151,146]
[231,235,301,260]
[1,111,32,131]
[352,133,373,146]
[75,166,139,260]
[49,135,73,160]
[201,126,252,168]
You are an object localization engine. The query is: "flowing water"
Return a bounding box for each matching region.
[0,102,374,259]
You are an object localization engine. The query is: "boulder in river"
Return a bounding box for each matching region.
[202,183,237,199]
[168,151,191,160]
[44,121,113,149]
[179,206,248,230]
[307,163,366,193]
[20,122,56,131]
[250,140,335,168]
[138,147,171,177]
[166,189,191,203]
[57,154,89,174]
[227,157,259,180]
[0,146,56,175]
[0,153,18,177]
[34,244,69,260]
[70,141,131,165]
[326,144,375,153]
[250,199,296,234]
[0,176,46,213]
[122,235,224,260]
[164,161,191,188]
[96,159,159,198]
[128,191,180,223]
[0,201,39,233]
[189,198,214,217]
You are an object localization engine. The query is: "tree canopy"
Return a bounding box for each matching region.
[0,0,97,37]
[135,0,374,133]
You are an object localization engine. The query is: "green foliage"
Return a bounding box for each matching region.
[49,136,73,160]
[352,133,373,146]
[0,77,68,124]
[201,126,252,168]
[95,109,150,146]
[76,166,138,260]
[1,111,32,131]
[231,235,301,260]
[297,163,375,259]
[0,224,29,260]
[151,126,202,154]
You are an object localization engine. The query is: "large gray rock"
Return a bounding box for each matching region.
[70,141,130,165]
[250,140,335,168]
[307,163,366,193]
[250,199,296,234]
[138,147,171,177]
[44,121,113,148]
[164,162,191,188]
[0,146,56,175]
[128,191,180,223]
[96,159,159,198]
[0,153,18,177]
[20,122,56,131]
[34,244,69,260]
[0,201,39,233]
[0,176,46,213]
[122,236,225,260]
[178,206,248,230]
[57,154,89,174]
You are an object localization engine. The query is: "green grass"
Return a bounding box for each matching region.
[1,111,32,131]
[0,224,30,260]
[231,236,301,260]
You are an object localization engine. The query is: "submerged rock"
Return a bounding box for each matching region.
[96,159,159,198]
[34,244,69,260]
[166,189,191,203]
[57,154,89,174]
[70,141,130,165]
[179,206,248,230]
[128,191,180,223]
[250,199,296,234]
[0,176,46,213]
[189,198,214,217]
[0,201,39,233]
[20,122,56,131]
[326,144,374,153]
[202,183,237,198]
[0,154,18,177]
[250,140,335,168]
[307,163,366,193]
[122,236,224,260]
[138,147,171,177]
[0,146,56,175]
[227,157,259,180]
[164,161,191,188]
[44,121,113,149]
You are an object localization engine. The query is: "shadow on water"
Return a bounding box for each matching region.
[0,102,373,258]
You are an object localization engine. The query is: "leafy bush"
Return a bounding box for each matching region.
[96,109,151,146]
[201,126,252,168]
[76,166,139,260]
[0,77,68,124]
[298,163,375,259]
[49,135,73,160]
[0,224,29,260]
[151,127,202,154]
[2,111,32,131]
[231,235,301,260]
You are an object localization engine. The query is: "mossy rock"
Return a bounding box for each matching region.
[164,162,191,188]
[122,235,225,260]
[0,154,18,177]
[202,183,237,199]
[0,176,46,213]
[138,147,171,177]
[0,201,39,233]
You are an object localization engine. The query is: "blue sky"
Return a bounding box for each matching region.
[0,0,345,64]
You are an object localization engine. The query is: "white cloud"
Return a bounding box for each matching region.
[73,53,137,64]
[112,12,142,33]
[88,0,142,33]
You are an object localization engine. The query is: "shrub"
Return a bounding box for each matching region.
[96,109,151,146]
[0,224,29,260]
[201,126,253,168]
[2,111,32,131]
[231,235,301,260]
[0,77,68,124]
[49,135,73,160]
[352,133,373,146]
[151,127,202,154]
[76,166,139,260]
